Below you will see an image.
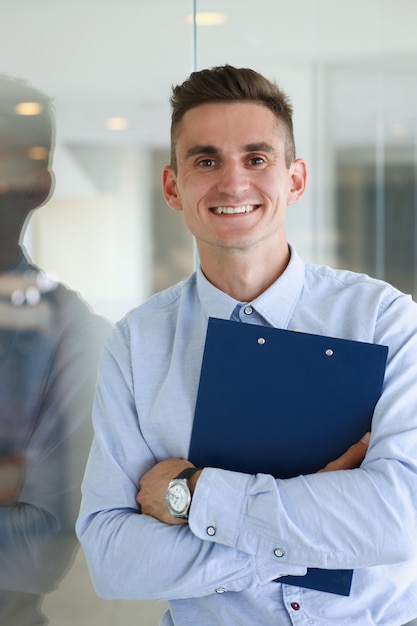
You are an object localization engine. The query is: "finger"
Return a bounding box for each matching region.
[318,432,370,473]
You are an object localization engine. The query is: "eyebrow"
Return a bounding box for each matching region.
[185,142,277,159]
[185,145,218,159]
[245,142,277,155]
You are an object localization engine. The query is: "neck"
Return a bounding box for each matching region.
[198,242,290,302]
[0,200,31,273]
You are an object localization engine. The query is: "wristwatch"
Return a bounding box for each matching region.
[165,467,202,519]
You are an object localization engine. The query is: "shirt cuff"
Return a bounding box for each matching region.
[189,467,307,582]
[189,467,245,547]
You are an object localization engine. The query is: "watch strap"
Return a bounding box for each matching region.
[174,467,202,481]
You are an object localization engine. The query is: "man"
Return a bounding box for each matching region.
[77,66,417,625]
[0,74,111,625]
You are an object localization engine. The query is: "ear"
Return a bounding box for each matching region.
[287,158,307,205]
[25,167,54,211]
[162,165,183,212]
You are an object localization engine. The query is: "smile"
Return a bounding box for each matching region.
[211,205,258,215]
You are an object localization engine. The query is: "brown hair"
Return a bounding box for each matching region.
[169,65,295,171]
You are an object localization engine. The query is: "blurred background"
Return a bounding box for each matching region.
[2,0,417,623]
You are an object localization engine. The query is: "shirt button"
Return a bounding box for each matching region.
[291,602,301,611]
[244,306,253,315]
[274,548,285,558]
[215,587,226,594]
[207,526,216,536]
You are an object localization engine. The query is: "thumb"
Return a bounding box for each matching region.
[318,432,370,473]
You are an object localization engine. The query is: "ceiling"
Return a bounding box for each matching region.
[1,0,417,147]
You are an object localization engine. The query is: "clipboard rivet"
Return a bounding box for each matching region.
[325,349,334,357]
[258,337,266,345]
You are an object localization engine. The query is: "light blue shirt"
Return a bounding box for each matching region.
[77,246,417,625]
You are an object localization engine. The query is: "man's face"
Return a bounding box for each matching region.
[163,101,306,258]
[0,135,52,218]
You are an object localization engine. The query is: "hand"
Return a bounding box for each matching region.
[136,458,196,525]
[318,432,370,473]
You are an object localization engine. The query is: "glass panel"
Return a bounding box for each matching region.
[0,2,192,624]
[151,148,195,292]
[332,65,417,296]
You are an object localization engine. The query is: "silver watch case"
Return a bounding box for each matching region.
[165,478,191,519]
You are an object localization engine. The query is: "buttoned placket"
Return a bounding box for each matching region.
[282,584,305,624]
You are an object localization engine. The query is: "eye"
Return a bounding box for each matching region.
[197,158,217,167]
[247,156,266,166]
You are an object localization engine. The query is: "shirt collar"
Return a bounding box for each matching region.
[196,244,305,328]
[197,267,239,321]
[251,244,305,328]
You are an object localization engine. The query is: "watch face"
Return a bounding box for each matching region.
[167,481,190,515]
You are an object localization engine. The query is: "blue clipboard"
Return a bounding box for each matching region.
[189,317,388,596]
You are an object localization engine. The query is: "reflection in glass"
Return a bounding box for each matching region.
[0,74,111,625]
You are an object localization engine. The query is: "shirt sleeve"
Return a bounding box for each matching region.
[76,322,306,601]
[189,293,417,571]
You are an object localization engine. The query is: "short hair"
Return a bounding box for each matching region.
[169,65,295,171]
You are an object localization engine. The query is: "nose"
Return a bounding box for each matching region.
[216,159,249,196]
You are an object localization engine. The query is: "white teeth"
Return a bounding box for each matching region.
[213,205,255,215]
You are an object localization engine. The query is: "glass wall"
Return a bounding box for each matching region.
[1,1,417,624]
[331,63,417,295]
